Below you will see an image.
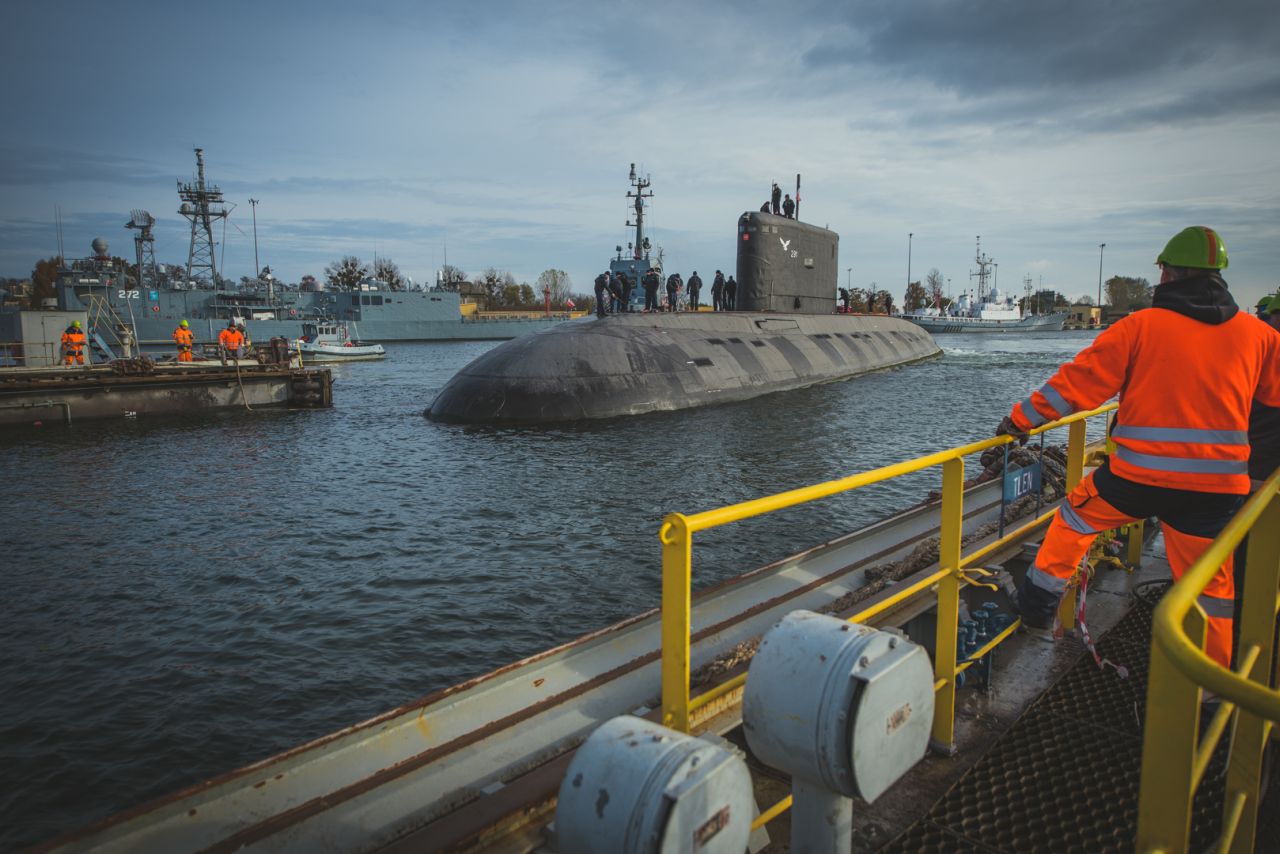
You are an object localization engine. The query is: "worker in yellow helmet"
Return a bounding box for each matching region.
[60,320,86,366]
[173,319,194,362]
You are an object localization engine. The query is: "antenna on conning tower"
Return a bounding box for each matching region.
[126,209,158,291]
[177,147,229,288]
[625,163,654,262]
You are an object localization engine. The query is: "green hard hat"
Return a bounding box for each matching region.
[180,319,189,327]
[72,320,81,328]
[1266,294,1280,313]
[1156,226,1228,270]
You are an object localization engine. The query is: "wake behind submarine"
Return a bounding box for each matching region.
[426,209,941,425]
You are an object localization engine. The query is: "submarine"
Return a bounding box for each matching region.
[426,174,940,425]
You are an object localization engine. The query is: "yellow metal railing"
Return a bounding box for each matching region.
[658,402,1118,742]
[1137,467,1280,854]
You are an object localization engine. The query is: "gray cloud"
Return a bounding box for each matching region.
[0,147,171,187]
[805,0,1280,126]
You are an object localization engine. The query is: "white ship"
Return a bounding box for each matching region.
[904,238,1066,333]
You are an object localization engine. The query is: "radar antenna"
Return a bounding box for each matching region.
[177,148,229,288]
[625,163,654,261]
[969,236,994,301]
[125,209,158,292]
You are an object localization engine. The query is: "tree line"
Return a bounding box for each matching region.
[899,266,1154,313]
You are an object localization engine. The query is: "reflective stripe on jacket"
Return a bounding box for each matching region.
[218,328,244,348]
[1010,308,1280,494]
[173,328,194,347]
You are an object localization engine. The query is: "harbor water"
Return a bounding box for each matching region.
[0,329,1101,849]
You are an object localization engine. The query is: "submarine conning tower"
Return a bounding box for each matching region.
[737,212,838,314]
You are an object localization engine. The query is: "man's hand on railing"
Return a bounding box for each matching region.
[995,415,1030,446]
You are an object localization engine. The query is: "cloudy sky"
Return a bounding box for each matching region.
[2,0,1277,308]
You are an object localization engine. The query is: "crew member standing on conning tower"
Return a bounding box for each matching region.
[997,226,1280,668]
[594,271,609,319]
[643,267,660,313]
[173,320,194,362]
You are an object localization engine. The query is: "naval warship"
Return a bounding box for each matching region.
[902,237,1067,333]
[51,149,571,347]
[426,170,941,423]
[53,249,570,347]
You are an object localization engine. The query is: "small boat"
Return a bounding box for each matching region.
[297,321,386,363]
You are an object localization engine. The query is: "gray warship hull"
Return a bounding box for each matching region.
[426,312,939,423]
[55,278,569,346]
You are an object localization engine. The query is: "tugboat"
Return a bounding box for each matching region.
[903,237,1067,333]
[297,321,386,363]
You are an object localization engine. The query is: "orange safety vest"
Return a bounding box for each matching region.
[1011,304,1280,494]
[218,327,244,349]
[173,327,194,348]
[61,330,86,352]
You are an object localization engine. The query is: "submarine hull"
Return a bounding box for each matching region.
[426,312,940,424]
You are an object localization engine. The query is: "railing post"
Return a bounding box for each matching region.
[1136,605,1206,853]
[1127,521,1145,568]
[931,456,964,754]
[1226,496,1280,854]
[660,513,693,733]
[1066,419,1086,491]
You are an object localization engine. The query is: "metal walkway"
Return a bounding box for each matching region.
[873,556,1280,853]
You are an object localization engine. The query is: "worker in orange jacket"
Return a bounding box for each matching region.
[173,319,195,362]
[217,320,244,361]
[997,226,1280,668]
[60,320,87,365]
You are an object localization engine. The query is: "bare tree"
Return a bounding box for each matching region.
[438,264,467,291]
[925,268,946,306]
[536,269,573,305]
[373,258,405,291]
[325,256,368,291]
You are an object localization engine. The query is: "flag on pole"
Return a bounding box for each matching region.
[566,298,576,308]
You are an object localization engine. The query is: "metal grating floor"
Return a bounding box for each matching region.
[879,604,1265,854]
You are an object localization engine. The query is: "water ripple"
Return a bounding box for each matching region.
[0,331,1100,849]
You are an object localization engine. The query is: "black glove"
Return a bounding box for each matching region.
[996,415,1030,446]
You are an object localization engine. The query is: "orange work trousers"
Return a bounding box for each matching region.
[1024,467,1240,667]
[63,351,85,365]
[177,348,193,362]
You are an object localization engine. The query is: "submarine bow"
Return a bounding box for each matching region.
[425,313,939,424]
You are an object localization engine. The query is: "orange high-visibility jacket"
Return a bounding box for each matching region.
[218,327,244,349]
[1011,302,1280,494]
[173,327,194,347]
[61,330,86,351]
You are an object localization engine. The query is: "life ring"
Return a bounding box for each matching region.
[151,305,160,313]
[289,308,297,317]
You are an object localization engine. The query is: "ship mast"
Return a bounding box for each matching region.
[969,236,994,301]
[625,163,654,261]
[177,148,228,288]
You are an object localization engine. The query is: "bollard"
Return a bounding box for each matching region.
[743,610,935,853]
[554,716,754,854]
